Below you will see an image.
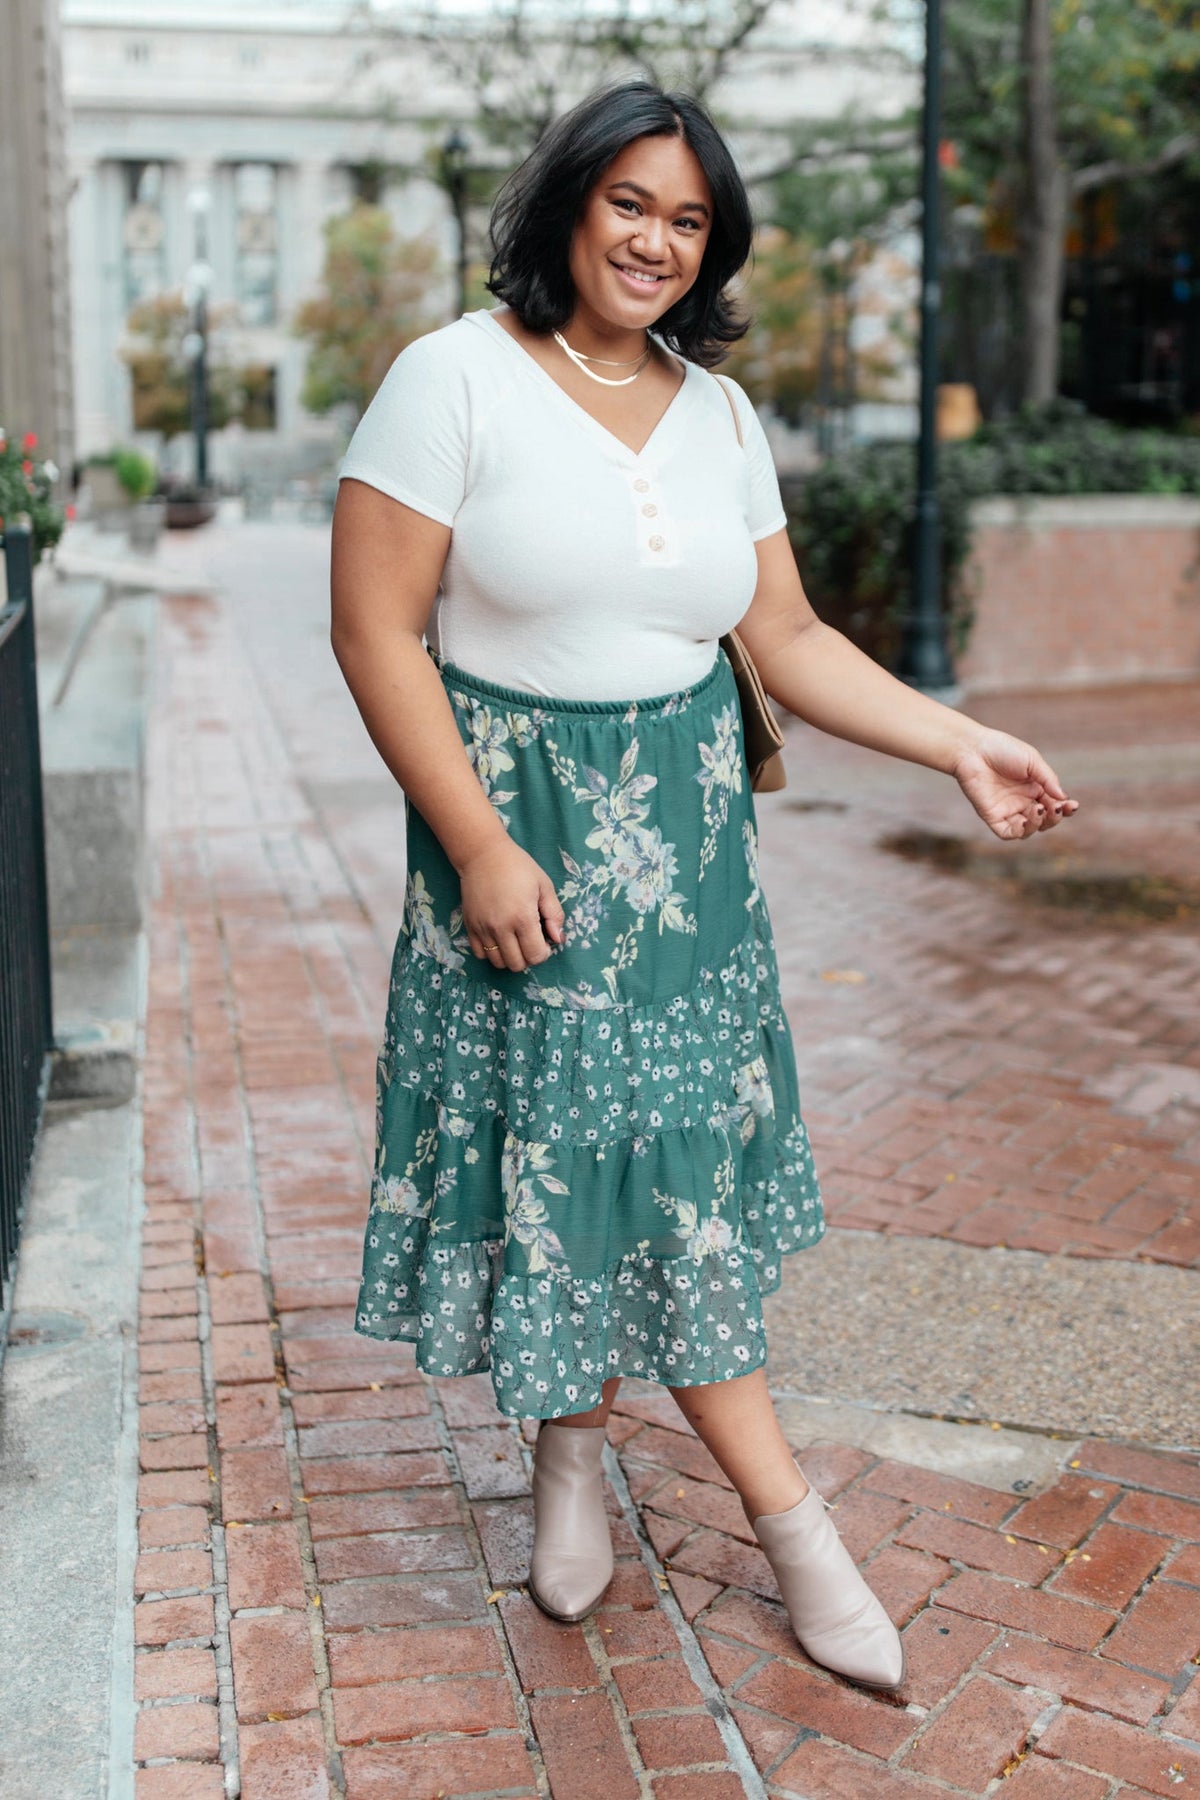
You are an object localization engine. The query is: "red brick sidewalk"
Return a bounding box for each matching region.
[132,565,1200,1797]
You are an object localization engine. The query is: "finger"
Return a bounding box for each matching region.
[495,928,528,973]
[470,927,505,966]
[515,911,553,967]
[538,879,566,945]
[1028,751,1068,802]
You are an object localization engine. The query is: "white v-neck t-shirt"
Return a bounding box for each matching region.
[336,306,788,700]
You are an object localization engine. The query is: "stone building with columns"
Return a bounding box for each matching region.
[63,0,917,484]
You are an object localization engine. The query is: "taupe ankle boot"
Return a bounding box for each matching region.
[752,1475,906,1689]
[527,1421,614,1623]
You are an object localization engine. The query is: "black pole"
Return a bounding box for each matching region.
[453,175,468,319]
[191,202,210,492]
[441,128,470,319]
[897,0,957,694]
[194,283,209,491]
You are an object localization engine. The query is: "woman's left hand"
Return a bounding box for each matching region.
[952,727,1080,841]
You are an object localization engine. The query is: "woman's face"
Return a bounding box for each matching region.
[567,131,714,332]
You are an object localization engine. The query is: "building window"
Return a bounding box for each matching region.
[240,365,277,431]
[233,162,279,327]
[121,161,167,312]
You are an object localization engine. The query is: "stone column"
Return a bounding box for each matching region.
[0,0,75,483]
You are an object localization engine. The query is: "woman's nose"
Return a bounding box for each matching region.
[631,219,667,257]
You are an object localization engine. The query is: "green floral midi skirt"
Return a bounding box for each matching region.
[354,646,825,1417]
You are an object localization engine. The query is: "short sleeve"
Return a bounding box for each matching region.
[336,329,469,527]
[727,378,788,542]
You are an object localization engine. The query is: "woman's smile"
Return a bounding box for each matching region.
[609,259,671,297]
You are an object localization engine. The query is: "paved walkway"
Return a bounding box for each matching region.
[131,519,1200,1797]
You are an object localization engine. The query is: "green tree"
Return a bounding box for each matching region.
[121,292,242,443]
[292,205,446,419]
[940,0,1200,402]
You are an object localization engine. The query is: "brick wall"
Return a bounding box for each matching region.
[958,496,1200,693]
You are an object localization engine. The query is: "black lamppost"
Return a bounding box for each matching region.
[184,187,213,493]
[896,0,957,696]
[441,126,471,319]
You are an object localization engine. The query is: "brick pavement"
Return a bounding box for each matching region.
[132,537,1200,1797]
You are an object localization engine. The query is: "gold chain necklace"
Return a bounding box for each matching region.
[552,329,651,387]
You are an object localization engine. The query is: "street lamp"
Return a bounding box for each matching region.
[185,186,212,493]
[440,126,470,319]
[896,0,958,697]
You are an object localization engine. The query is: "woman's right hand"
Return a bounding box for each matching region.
[458,838,566,972]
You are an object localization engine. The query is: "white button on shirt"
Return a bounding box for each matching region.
[336,306,788,701]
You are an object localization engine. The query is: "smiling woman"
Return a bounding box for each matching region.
[330,75,1075,1689]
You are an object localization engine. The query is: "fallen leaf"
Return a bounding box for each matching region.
[485,1589,505,1604]
[820,968,868,984]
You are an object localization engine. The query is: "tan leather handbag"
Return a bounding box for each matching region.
[714,374,786,794]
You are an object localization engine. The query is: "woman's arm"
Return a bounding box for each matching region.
[330,479,564,968]
[734,527,1079,841]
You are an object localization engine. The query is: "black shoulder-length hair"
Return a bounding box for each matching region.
[485,81,754,368]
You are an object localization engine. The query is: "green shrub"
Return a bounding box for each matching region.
[787,401,1200,665]
[113,446,157,501]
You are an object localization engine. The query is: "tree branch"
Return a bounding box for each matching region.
[1072,130,1199,195]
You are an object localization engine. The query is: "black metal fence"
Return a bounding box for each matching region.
[0,520,53,1303]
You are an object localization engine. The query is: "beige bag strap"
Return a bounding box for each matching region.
[714,372,744,449]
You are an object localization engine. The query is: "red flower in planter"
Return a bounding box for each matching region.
[21,459,34,478]
[22,431,37,451]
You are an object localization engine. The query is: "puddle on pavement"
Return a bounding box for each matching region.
[879,828,1200,923]
[781,797,848,815]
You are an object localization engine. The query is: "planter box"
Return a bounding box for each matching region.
[959,495,1200,693]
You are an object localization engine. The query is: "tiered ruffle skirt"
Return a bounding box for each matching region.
[354,646,825,1417]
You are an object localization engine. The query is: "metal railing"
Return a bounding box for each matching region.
[0,519,53,1303]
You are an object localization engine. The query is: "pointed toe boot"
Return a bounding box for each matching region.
[527,1422,614,1624]
[753,1479,906,1690]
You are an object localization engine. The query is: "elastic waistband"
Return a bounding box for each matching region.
[427,643,729,718]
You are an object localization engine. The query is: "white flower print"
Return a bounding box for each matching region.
[695,703,743,877]
[463,702,515,787]
[374,1171,429,1218]
[743,818,762,911]
[501,1130,570,1275]
[405,868,469,971]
